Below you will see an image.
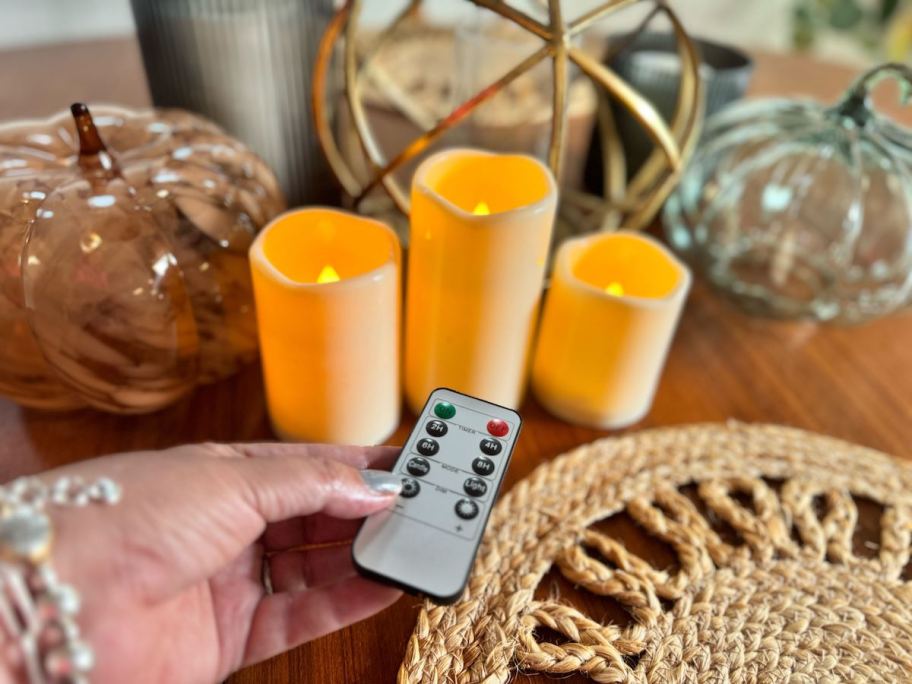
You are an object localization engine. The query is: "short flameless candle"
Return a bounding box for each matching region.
[531,231,691,429]
[249,208,401,444]
[405,148,557,411]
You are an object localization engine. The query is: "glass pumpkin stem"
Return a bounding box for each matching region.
[70,103,118,174]
[831,62,912,128]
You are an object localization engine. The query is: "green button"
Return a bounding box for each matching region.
[434,402,456,419]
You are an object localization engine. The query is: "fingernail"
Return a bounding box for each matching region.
[361,469,402,495]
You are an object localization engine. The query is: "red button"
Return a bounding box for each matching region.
[487,419,509,437]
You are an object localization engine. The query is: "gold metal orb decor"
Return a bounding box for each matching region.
[313,0,704,233]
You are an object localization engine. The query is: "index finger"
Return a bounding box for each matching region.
[227,452,400,523]
[211,443,401,470]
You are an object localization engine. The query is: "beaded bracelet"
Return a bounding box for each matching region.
[0,476,121,683]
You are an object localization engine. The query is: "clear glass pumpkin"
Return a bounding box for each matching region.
[664,63,912,323]
[0,104,285,413]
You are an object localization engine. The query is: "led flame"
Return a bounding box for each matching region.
[316,265,340,284]
[472,202,491,216]
[605,282,625,297]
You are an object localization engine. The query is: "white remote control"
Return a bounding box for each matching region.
[353,387,522,604]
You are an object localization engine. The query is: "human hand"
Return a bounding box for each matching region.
[28,442,403,683]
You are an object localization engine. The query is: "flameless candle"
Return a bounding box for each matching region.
[249,208,401,444]
[531,231,691,429]
[404,148,557,411]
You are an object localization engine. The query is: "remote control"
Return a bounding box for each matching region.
[352,388,522,604]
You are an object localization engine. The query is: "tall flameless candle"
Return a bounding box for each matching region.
[249,208,400,444]
[532,231,691,429]
[405,149,557,411]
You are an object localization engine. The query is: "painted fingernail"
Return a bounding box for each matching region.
[361,469,402,495]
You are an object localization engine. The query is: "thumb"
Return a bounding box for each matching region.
[224,447,402,523]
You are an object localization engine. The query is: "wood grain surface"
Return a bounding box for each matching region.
[1,37,911,684]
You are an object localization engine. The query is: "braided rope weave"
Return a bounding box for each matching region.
[397,422,912,683]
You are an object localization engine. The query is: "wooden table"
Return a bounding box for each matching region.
[2,38,912,684]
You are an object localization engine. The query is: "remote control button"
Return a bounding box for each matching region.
[401,478,420,498]
[434,402,456,419]
[455,498,479,520]
[472,457,496,477]
[479,438,502,456]
[463,477,487,497]
[487,419,509,437]
[416,438,439,456]
[426,420,448,437]
[407,457,430,477]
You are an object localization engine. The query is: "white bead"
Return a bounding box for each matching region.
[51,478,72,503]
[54,616,80,641]
[69,641,94,672]
[95,478,122,504]
[52,585,80,616]
[72,492,89,507]
[10,478,29,497]
[38,565,57,586]
[44,641,94,677]
[0,510,51,562]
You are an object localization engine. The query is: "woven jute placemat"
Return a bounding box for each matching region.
[397,422,912,683]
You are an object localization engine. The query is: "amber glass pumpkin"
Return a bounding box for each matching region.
[0,104,285,413]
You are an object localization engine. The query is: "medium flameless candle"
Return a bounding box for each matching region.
[405,149,557,411]
[531,231,691,429]
[249,208,401,444]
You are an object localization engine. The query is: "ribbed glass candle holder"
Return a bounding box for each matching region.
[130,0,335,206]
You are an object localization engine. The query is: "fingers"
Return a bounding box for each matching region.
[267,545,355,593]
[227,453,400,524]
[243,577,401,666]
[217,443,400,471]
[231,444,400,550]
[262,513,364,551]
